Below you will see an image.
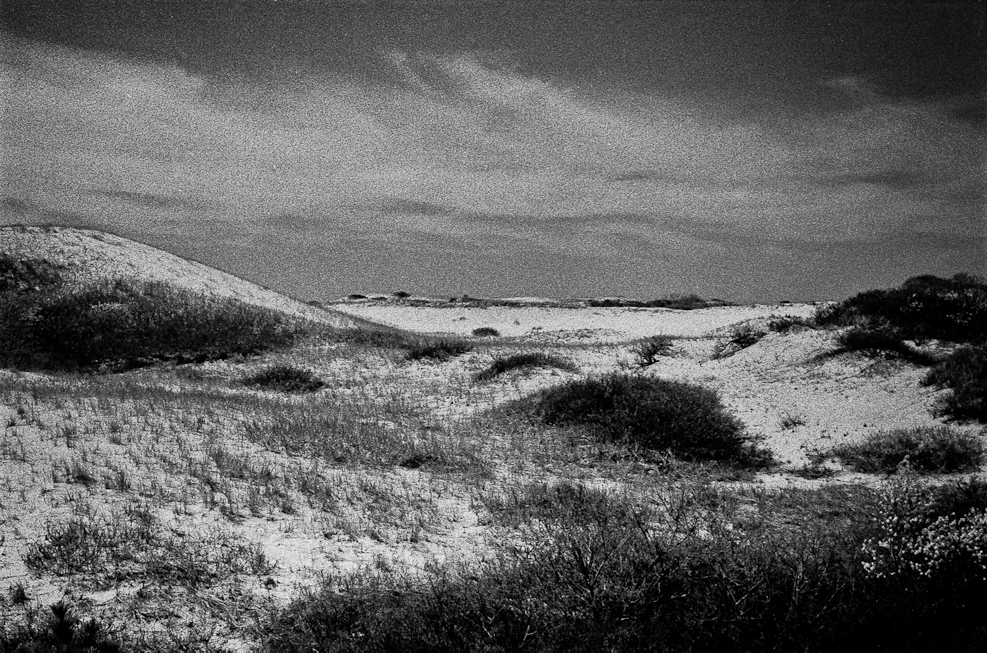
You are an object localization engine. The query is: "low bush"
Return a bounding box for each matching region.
[923,345,987,423]
[244,365,325,393]
[472,326,500,337]
[473,352,577,382]
[632,334,674,367]
[834,326,938,365]
[0,601,122,653]
[815,273,987,343]
[0,278,305,372]
[861,469,987,623]
[712,323,766,359]
[0,254,65,294]
[832,426,984,474]
[406,337,473,361]
[531,373,767,465]
[768,316,814,333]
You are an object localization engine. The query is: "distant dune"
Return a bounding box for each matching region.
[0,225,359,329]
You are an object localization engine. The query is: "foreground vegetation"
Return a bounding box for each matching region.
[264,472,987,652]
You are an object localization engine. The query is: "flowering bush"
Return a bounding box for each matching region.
[862,464,987,583]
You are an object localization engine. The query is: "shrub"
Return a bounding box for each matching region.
[0,278,304,371]
[406,337,473,361]
[473,352,577,382]
[346,294,367,300]
[0,601,123,653]
[632,334,674,367]
[815,273,987,343]
[244,365,325,393]
[472,326,500,337]
[393,290,411,298]
[832,426,984,474]
[834,326,938,365]
[0,254,65,294]
[923,345,987,423]
[862,468,987,590]
[532,373,766,465]
[712,323,765,359]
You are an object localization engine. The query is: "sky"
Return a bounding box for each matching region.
[1,0,984,303]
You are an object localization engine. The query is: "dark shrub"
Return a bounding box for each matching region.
[347,294,367,300]
[647,293,734,310]
[832,427,984,474]
[0,278,304,371]
[244,365,325,393]
[393,290,411,298]
[0,601,122,653]
[768,316,813,333]
[406,337,473,361]
[632,334,674,367]
[834,326,937,365]
[923,345,987,423]
[816,273,987,343]
[474,352,577,382]
[0,254,66,294]
[532,373,766,464]
[712,324,766,359]
[472,326,500,337]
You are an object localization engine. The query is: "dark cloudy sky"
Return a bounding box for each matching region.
[1,1,984,302]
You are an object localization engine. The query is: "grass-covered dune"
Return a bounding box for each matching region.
[0,234,984,652]
[0,278,312,371]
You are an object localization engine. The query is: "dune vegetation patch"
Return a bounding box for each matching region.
[631,334,674,367]
[471,326,501,337]
[243,364,326,393]
[923,345,987,423]
[473,352,578,382]
[405,337,474,361]
[831,426,985,474]
[831,326,938,366]
[712,323,766,359]
[587,293,734,310]
[815,273,987,343]
[0,253,66,294]
[0,278,308,372]
[529,373,769,466]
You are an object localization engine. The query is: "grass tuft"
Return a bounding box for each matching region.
[471,326,500,337]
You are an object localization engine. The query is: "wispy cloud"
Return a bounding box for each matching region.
[1,35,982,298]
